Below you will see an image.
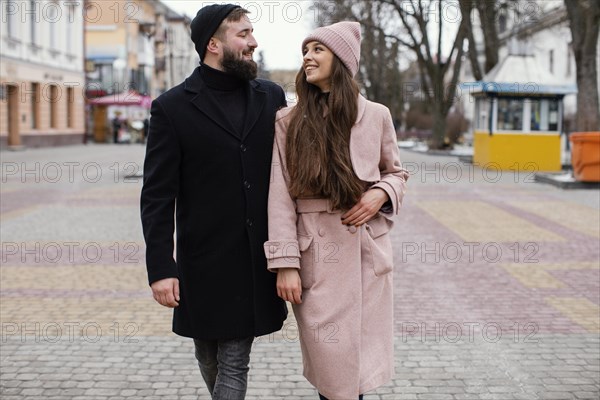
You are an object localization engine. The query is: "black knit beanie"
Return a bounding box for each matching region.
[191,4,241,62]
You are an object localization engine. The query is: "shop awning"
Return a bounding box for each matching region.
[88,90,152,108]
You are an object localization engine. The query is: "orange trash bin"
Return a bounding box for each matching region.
[569,132,600,182]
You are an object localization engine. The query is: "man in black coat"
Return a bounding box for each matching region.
[140,5,287,399]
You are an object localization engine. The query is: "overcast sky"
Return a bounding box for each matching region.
[162,1,318,70]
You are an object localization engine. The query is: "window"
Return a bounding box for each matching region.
[138,33,146,55]
[88,63,117,94]
[133,66,150,95]
[31,83,40,129]
[48,3,58,51]
[475,99,480,129]
[530,98,560,132]
[566,45,572,77]
[6,0,18,38]
[102,63,116,93]
[67,87,74,128]
[530,99,542,131]
[475,98,489,130]
[548,99,559,131]
[498,14,507,34]
[549,50,554,74]
[497,98,523,131]
[66,7,73,54]
[49,85,58,128]
[30,0,37,45]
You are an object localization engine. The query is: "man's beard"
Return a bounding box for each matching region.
[221,46,258,81]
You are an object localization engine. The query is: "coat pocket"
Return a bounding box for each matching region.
[364,214,394,276]
[298,234,315,289]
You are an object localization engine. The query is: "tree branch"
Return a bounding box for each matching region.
[379,0,420,48]
[442,8,468,76]
[444,34,466,115]
[360,21,417,50]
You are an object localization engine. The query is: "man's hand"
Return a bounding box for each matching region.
[150,278,180,308]
[341,188,389,226]
[276,268,302,304]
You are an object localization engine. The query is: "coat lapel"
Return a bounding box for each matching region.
[349,94,369,160]
[355,94,367,124]
[185,68,240,140]
[241,80,266,140]
[349,95,379,182]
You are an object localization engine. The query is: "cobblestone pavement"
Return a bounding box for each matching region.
[1,144,599,400]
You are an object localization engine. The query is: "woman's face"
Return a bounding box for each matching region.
[303,41,334,92]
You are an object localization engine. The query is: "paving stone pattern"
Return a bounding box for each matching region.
[1,145,598,399]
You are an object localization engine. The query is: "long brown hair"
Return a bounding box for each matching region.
[286,56,363,210]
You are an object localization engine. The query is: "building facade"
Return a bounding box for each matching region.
[164,12,197,89]
[85,0,157,98]
[152,1,196,93]
[1,0,86,148]
[462,1,600,131]
[85,0,195,100]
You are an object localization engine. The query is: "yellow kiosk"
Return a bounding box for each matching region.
[465,54,576,171]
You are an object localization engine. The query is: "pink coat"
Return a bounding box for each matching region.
[264,95,408,399]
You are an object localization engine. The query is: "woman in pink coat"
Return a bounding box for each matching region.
[264,21,408,400]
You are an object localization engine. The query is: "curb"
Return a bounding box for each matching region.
[534,172,600,189]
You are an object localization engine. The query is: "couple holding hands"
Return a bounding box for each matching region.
[141,4,408,400]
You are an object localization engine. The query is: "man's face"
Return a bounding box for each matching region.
[219,16,258,80]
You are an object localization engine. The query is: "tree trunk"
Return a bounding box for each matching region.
[565,0,600,132]
[430,103,447,148]
[477,0,499,73]
[575,66,600,132]
[460,0,483,81]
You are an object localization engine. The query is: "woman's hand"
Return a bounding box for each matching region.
[341,188,389,226]
[276,268,302,304]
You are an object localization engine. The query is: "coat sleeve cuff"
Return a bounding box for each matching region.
[372,181,399,214]
[147,262,178,286]
[264,240,301,271]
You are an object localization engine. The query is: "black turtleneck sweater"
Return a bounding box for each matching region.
[200,64,247,136]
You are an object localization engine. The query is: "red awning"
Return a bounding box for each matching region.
[88,90,152,108]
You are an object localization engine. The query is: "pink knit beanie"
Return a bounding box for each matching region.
[302,21,361,77]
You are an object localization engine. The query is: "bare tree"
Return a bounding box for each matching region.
[316,0,468,148]
[377,0,467,148]
[256,50,270,80]
[459,0,502,81]
[564,0,600,131]
[460,0,484,81]
[475,0,500,73]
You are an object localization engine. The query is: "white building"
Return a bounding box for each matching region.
[165,14,198,88]
[152,1,197,92]
[1,0,86,148]
[500,4,577,117]
[462,1,600,131]
[460,0,600,165]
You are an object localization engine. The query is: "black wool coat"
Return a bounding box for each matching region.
[140,67,288,339]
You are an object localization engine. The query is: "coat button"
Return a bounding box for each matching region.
[244,180,251,189]
[348,225,357,234]
[318,228,325,237]
[246,218,253,227]
[269,245,278,254]
[240,144,247,152]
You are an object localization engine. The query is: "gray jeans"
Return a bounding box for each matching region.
[193,337,254,400]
